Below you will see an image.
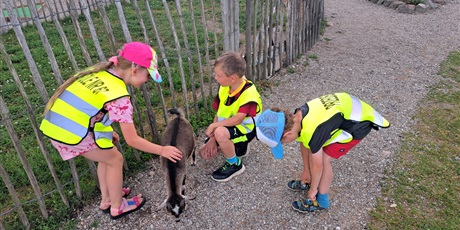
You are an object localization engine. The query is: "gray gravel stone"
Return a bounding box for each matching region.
[74,0,460,229]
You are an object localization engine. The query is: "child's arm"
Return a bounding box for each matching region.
[308,148,324,200]
[205,112,247,137]
[300,144,312,184]
[119,122,182,162]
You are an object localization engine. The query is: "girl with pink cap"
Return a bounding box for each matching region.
[40,42,181,219]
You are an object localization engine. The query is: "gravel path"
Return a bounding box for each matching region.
[75,0,460,229]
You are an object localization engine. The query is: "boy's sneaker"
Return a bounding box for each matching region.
[291,199,325,213]
[287,179,310,191]
[235,142,249,157]
[211,161,245,182]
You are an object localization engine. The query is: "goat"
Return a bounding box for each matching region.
[155,108,195,222]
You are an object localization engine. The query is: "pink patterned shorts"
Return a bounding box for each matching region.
[51,97,133,160]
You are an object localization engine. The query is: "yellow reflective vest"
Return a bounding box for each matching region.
[216,81,262,141]
[296,93,390,150]
[40,71,129,149]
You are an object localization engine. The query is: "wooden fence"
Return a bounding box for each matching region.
[0,0,324,228]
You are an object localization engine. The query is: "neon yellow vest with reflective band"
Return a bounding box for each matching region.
[40,71,129,149]
[216,81,262,137]
[296,93,390,150]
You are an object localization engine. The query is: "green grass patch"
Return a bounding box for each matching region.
[0,1,221,229]
[369,51,460,229]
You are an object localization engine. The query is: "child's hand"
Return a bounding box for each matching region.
[161,146,182,163]
[112,132,120,143]
[205,124,217,137]
[198,137,219,160]
[308,188,318,201]
[300,170,310,185]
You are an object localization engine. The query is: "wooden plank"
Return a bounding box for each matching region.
[188,0,208,113]
[0,39,70,208]
[145,0,174,122]
[0,97,49,219]
[162,0,190,119]
[68,0,93,66]
[26,0,63,85]
[245,0,252,80]
[0,163,30,229]
[79,0,106,61]
[199,0,214,100]
[3,1,49,103]
[174,0,199,119]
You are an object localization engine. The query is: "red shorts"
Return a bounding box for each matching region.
[323,139,362,159]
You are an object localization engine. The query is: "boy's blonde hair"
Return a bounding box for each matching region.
[43,56,133,115]
[270,107,294,134]
[214,52,246,78]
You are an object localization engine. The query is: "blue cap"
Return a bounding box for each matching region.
[256,109,285,159]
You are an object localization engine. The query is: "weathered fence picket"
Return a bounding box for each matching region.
[0,0,324,228]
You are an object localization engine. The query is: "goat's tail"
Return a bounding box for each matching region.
[167,108,182,117]
[168,108,183,147]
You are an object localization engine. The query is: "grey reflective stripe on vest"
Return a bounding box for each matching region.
[327,130,352,144]
[94,131,113,142]
[60,90,100,116]
[349,95,362,121]
[373,110,385,126]
[217,115,256,133]
[44,111,88,137]
[100,113,112,126]
[349,94,385,126]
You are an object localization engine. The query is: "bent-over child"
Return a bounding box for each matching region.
[256,92,389,212]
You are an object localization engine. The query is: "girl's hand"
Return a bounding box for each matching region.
[112,132,120,143]
[161,146,182,163]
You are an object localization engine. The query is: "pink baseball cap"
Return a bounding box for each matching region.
[119,42,162,83]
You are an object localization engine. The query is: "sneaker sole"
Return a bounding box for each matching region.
[211,165,246,182]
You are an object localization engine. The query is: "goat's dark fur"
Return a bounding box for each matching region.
[155,108,195,222]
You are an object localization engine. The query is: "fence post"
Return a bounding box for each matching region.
[0,163,30,229]
[162,0,191,119]
[79,0,106,61]
[68,0,93,66]
[0,97,49,219]
[220,0,230,51]
[96,1,117,52]
[0,39,70,208]
[245,0,252,80]
[4,1,50,103]
[144,0,174,122]
[199,0,214,99]
[188,0,208,113]
[210,0,219,58]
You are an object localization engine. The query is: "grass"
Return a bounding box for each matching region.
[369,50,460,229]
[0,1,219,229]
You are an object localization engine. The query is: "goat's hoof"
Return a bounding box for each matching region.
[185,195,196,200]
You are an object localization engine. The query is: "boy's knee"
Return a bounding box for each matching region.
[213,127,230,142]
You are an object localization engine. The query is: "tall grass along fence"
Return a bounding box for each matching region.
[0,0,324,228]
